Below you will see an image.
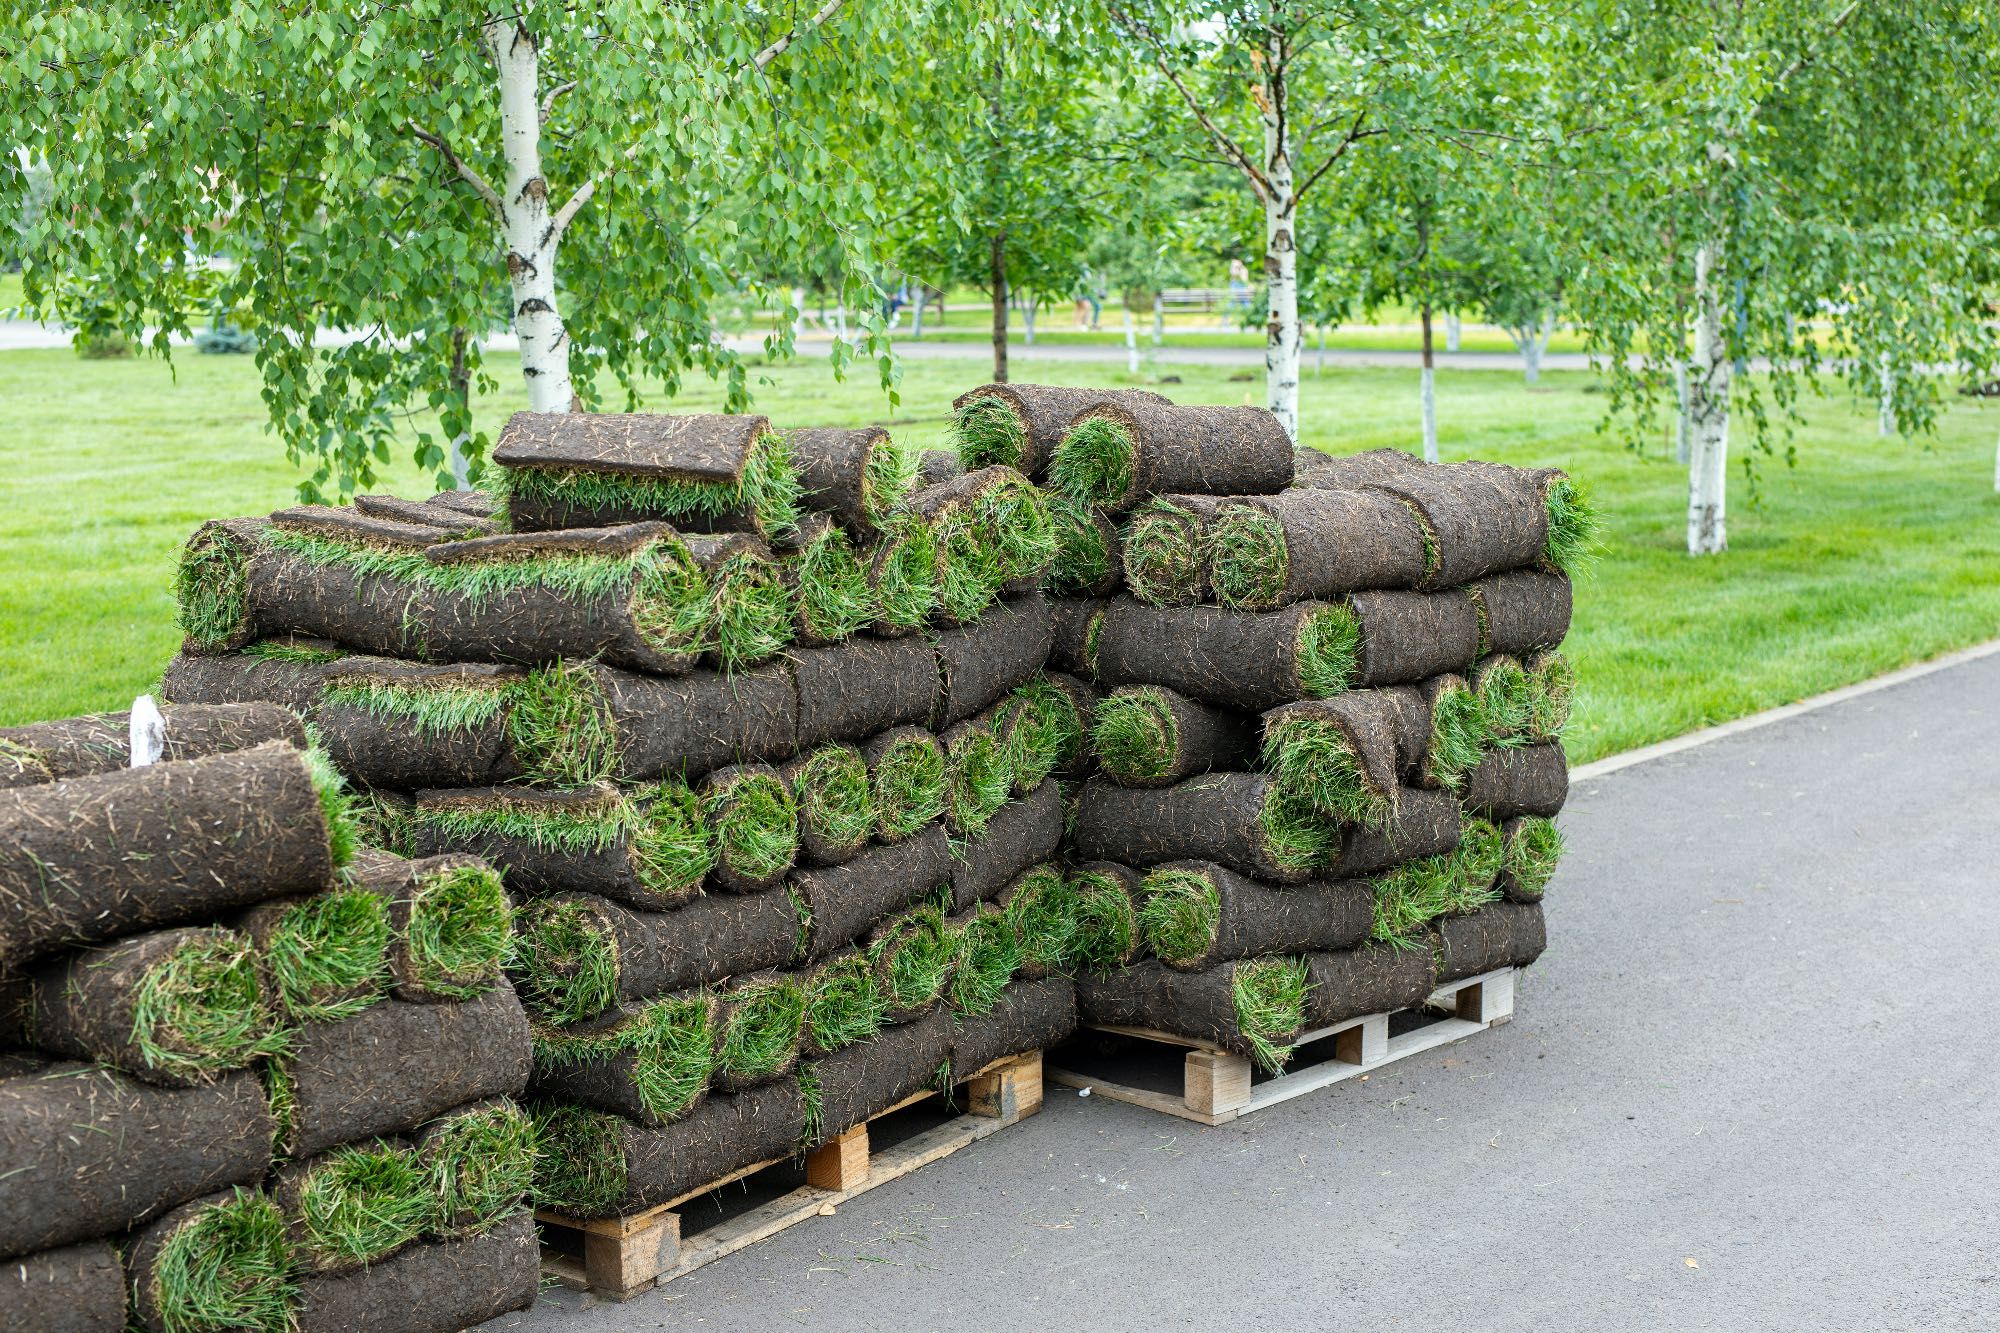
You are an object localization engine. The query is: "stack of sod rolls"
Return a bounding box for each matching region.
[0,716,536,1333]
[1031,402,1590,1071]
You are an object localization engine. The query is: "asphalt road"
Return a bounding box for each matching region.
[495,648,2000,1331]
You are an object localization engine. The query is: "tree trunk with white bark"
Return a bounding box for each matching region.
[911,287,926,339]
[1023,294,1036,345]
[447,327,473,488]
[485,20,573,414]
[1260,37,1301,444]
[1686,241,1731,555]
[1445,312,1461,352]
[1152,293,1164,345]
[1420,303,1438,464]
[1124,307,1140,375]
[1877,354,1893,436]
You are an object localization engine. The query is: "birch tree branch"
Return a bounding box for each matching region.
[1109,4,1275,202]
[408,123,506,224]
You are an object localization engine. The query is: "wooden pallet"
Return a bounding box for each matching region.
[1047,967,1517,1126]
[537,1051,1041,1300]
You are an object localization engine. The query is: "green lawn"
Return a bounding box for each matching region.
[903,322,1592,356]
[2,345,1995,765]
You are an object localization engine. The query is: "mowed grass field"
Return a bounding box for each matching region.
[2,344,1996,762]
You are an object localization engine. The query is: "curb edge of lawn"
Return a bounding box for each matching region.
[1570,635,2000,785]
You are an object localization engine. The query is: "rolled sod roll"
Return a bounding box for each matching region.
[1208,487,1430,611]
[409,1097,536,1238]
[529,991,718,1127]
[793,824,954,962]
[1301,945,1437,1028]
[1463,742,1569,819]
[950,974,1077,1080]
[792,633,937,749]
[787,425,912,537]
[1433,900,1548,983]
[1137,862,1371,972]
[712,971,807,1092]
[1325,787,1464,877]
[4,926,282,1085]
[780,513,873,647]
[942,715,1013,838]
[237,883,391,1025]
[352,492,497,532]
[1120,493,1232,607]
[1071,773,1332,884]
[0,702,304,790]
[996,673,1090,793]
[700,763,799,894]
[4,1238,126,1333]
[341,852,513,1002]
[1367,461,1551,589]
[0,742,337,972]
[804,1006,955,1148]
[863,725,948,843]
[290,1209,540,1333]
[948,779,1064,911]
[1047,596,1106,676]
[800,949,890,1057]
[533,1079,808,1220]
[683,531,794,672]
[931,592,1055,728]
[124,1188,291,1333]
[1259,691,1407,830]
[406,783,710,912]
[1045,496,1124,597]
[952,383,1173,478]
[493,410,802,540]
[1469,568,1573,657]
[1091,684,1259,788]
[1293,446,1425,491]
[512,892,800,1026]
[161,637,350,712]
[782,744,876,866]
[1497,816,1564,902]
[0,1060,272,1257]
[279,985,532,1159]
[1092,599,1351,713]
[917,449,963,485]
[596,660,798,782]
[868,904,954,1024]
[309,658,528,790]
[1050,400,1294,512]
[862,513,939,636]
[994,864,1075,979]
[1346,587,1482,686]
[1525,649,1576,743]
[1066,861,1148,971]
[271,1137,428,1275]
[1073,955,1309,1067]
[945,902,1024,1017]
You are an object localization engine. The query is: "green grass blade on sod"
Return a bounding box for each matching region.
[402,861,513,999]
[416,1099,539,1235]
[1232,956,1309,1075]
[287,1139,430,1270]
[533,991,716,1124]
[528,1102,628,1217]
[261,888,392,1023]
[510,897,619,1027]
[953,394,1028,471]
[803,951,889,1054]
[140,1188,295,1333]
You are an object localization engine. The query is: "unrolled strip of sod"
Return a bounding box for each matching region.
[1468,567,1572,657]
[492,410,804,541]
[529,991,718,1126]
[1138,862,1372,973]
[949,779,1064,911]
[1292,446,1425,491]
[422,487,499,517]
[702,764,799,893]
[1342,587,1482,687]
[1369,852,1499,946]
[793,824,954,963]
[407,782,713,911]
[0,1060,273,1257]
[868,902,956,1024]
[595,659,796,782]
[412,1098,538,1235]
[801,949,890,1056]
[995,864,1077,979]
[5,926,286,1085]
[787,426,915,538]
[996,674,1090,794]
[1091,684,1258,788]
[276,986,530,1159]
[780,513,874,647]
[1464,741,1568,819]
[125,1187,294,1333]
[1260,692,1405,831]
[802,1006,956,1149]
[161,636,350,712]
[1298,945,1436,1029]
[511,892,799,1025]
[1525,650,1575,742]
[792,633,937,749]
[862,512,940,636]
[4,1239,126,1332]
[864,726,948,843]
[942,716,1015,838]
[712,972,808,1091]
[946,904,1024,1017]
[1208,487,1431,612]
[1365,460,1552,590]
[345,852,514,1002]
[1073,955,1310,1072]
[530,1080,809,1219]
[951,383,1173,478]
[1120,493,1230,607]
[1433,900,1548,983]
[290,1211,539,1333]
[949,974,1078,1081]
[1325,787,1464,878]
[684,532,794,672]
[1498,816,1564,902]
[1049,401,1294,513]
[931,591,1055,728]
[1065,862,1148,971]
[0,742,341,973]
[1071,773,1336,884]
[352,491,496,532]
[1046,495,1124,597]
[782,744,876,866]
[1091,599,1357,713]
[272,1137,430,1274]
[0,701,303,790]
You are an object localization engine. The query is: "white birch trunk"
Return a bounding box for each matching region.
[833,300,848,345]
[1152,293,1164,345]
[485,20,572,414]
[1445,313,1461,352]
[1316,323,1326,375]
[1674,359,1690,465]
[1686,241,1731,555]
[911,288,926,339]
[1421,364,1438,464]
[1023,295,1036,345]
[1124,308,1140,375]
[792,286,809,340]
[1260,36,1301,443]
[1877,354,1893,436]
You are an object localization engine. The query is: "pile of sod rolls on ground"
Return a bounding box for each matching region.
[954,381,1590,1072]
[163,410,1089,1228]
[0,709,535,1333]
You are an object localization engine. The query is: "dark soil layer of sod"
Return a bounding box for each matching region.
[4,925,282,1085]
[532,1079,808,1219]
[780,515,873,647]
[291,1210,539,1333]
[949,975,1077,1081]
[711,972,807,1092]
[794,825,954,963]
[514,891,799,1024]
[1463,743,1569,819]
[1433,900,1548,983]
[599,660,798,781]
[952,383,1171,478]
[863,725,947,843]
[1071,773,1329,884]
[701,764,799,893]
[162,637,351,713]
[1259,693,1406,831]
[270,1138,428,1275]
[1209,488,1429,612]
[0,1060,272,1256]
[803,1006,955,1149]
[948,779,1064,911]
[310,660,529,790]
[1091,600,1347,713]
[931,593,1055,728]
[1092,684,1259,788]
[868,904,954,1024]
[1047,597,1105,676]
[529,992,720,1127]
[0,702,302,789]
[1300,945,1438,1028]
[279,986,531,1158]
[124,1188,292,1333]
[352,492,497,531]
[782,744,876,866]
[1120,494,1231,607]
[1498,817,1565,902]
[1367,461,1551,590]
[1139,862,1372,972]
[345,852,513,1002]
[1469,568,1572,657]
[792,634,937,748]
[1065,862,1148,971]
[1051,401,1293,513]
[787,425,911,537]
[1325,787,1464,877]
[0,742,335,973]
[1072,958,1300,1060]
[1346,588,1482,686]
[4,1238,126,1331]
[1294,447,1424,491]
[917,449,962,485]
